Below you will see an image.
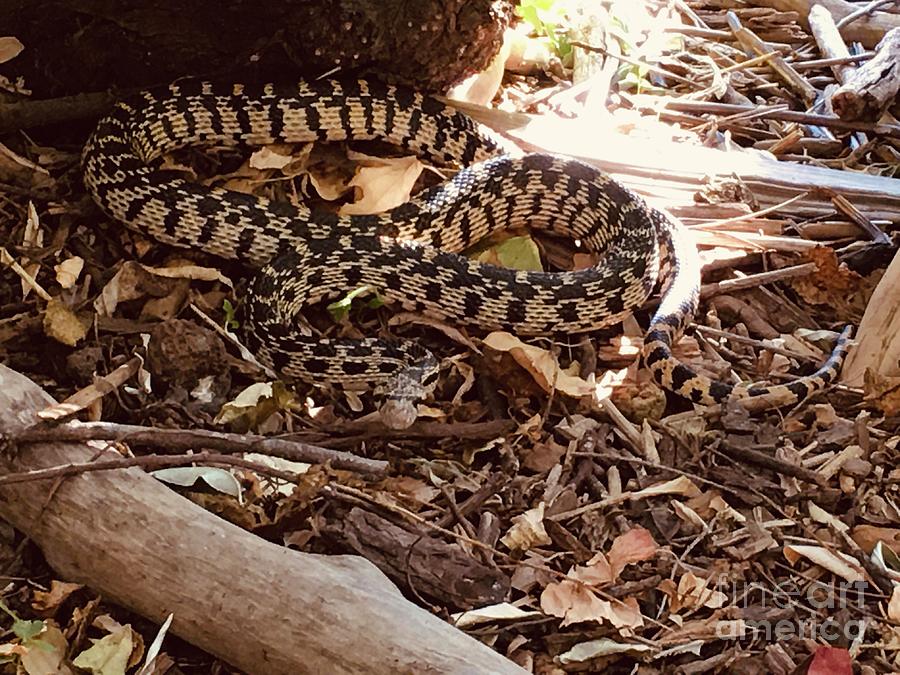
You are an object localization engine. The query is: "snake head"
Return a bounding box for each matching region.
[377,353,440,430]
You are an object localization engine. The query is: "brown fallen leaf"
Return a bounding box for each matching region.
[540,579,644,629]
[500,502,552,552]
[790,245,861,309]
[483,331,595,397]
[851,524,900,555]
[31,581,84,614]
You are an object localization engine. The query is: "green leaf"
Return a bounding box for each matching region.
[0,599,44,642]
[494,236,544,272]
[516,5,542,32]
[327,285,378,322]
[515,0,571,58]
[14,618,45,642]
[222,298,239,330]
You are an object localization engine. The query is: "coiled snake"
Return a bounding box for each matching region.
[82,79,852,428]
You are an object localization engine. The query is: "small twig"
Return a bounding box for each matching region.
[568,39,701,87]
[630,97,900,139]
[13,420,387,475]
[294,419,517,448]
[434,472,509,530]
[699,262,819,300]
[835,0,899,30]
[726,11,819,106]
[0,90,119,133]
[0,451,300,487]
[790,52,875,71]
[717,443,828,486]
[37,357,144,422]
[693,325,819,363]
[691,191,813,231]
[0,247,52,302]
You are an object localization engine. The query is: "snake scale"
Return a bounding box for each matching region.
[82,79,852,427]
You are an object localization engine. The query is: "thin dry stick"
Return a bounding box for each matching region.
[726,11,819,106]
[716,442,828,486]
[13,420,388,475]
[37,357,143,422]
[699,262,819,299]
[689,191,812,230]
[0,451,300,487]
[568,40,701,87]
[0,247,52,301]
[835,0,900,30]
[634,98,900,138]
[790,52,874,71]
[694,325,820,363]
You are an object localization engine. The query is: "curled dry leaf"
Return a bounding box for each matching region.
[31,581,84,613]
[54,256,84,289]
[451,603,542,629]
[540,528,656,628]
[339,152,424,215]
[19,621,72,675]
[500,502,551,552]
[72,623,138,674]
[807,646,853,675]
[483,331,595,397]
[808,502,850,533]
[249,146,293,171]
[540,581,644,629]
[783,544,867,583]
[557,638,653,664]
[20,201,43,299]
[851,524,900,555]
[889,586,900,622]
[94,261,232,316]
[658,572,727,613]
[607,527,659,580]
[630,476,702,501]
[0,37,24,64]
[446,29,510,105]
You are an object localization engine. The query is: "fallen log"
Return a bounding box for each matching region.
[451,103,900,221]
[832,27,900,121]
[753,0,900,48]
[0,365,526,675]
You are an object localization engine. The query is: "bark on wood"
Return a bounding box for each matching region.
[2,0,511,99]
[808,4,856,84]
[0,365,526,675]
[840,247,900,386]
[325,507,509,609]
[753,0,900,48]
[456,105,900,220]
[832,28,900,121]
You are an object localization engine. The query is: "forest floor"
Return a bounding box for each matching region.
[0,0,899,673]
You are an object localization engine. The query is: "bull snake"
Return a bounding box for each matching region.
[81,79,852,428]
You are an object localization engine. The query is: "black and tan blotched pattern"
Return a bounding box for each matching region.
[82,79,852,414]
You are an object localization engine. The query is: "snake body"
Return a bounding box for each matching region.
[82,79,851,427]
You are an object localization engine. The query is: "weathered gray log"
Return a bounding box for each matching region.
[832,27,900,121]
[0,365,526,675]
[753,0,900,48]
